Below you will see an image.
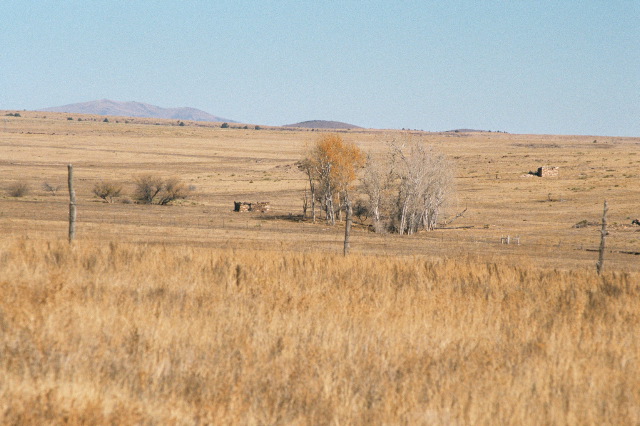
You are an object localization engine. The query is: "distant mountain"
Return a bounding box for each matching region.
[283,120,362,130]
[39,99,234,123]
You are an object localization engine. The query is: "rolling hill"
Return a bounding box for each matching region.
[283,120,362,130]
[39,99,235,123]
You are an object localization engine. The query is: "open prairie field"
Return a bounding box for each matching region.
[1,112,639,424]
[1,239,639,424]
[1,111,639,270]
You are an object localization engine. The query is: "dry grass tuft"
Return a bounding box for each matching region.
[1,238,638,424]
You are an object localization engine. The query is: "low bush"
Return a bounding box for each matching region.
[7,182,29,197]
[133,175,189,205]
[42,182,61,196]
[92,181,123,203]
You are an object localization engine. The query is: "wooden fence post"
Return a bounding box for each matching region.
[68,164,76,242]
[343,194,352,256]
[596,200,608,275]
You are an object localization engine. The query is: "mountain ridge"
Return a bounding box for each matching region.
[39,99,234,123]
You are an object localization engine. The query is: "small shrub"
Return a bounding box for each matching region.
[7,182,29,197]
[42,182,61,196]
[353,199,369,223]
[92,181,123,203]
[133,175,189,205]
[573,220,598,229]
[221,122,229,128]
[67,117,74,121]
[103,118,109,123]
[157,177,188,205]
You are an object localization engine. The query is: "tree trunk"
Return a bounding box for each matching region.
[302,188,308,219]
[308,177,316,223]
[326,192,335,225]
[372,204,382,233]
[67,164,76,243]
[398,198,409,235]
[343,193,352,256]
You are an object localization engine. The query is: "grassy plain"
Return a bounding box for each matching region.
[1,111,639,270]
[1,239,639,424]
[1,112,639,423]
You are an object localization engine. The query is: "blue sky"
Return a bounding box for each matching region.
[2,1,638,136]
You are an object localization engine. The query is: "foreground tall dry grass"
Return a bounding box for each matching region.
[1,238,638,424]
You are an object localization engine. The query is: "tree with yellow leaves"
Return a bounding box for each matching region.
[301,134,364,229]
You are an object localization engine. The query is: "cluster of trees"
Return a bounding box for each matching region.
[300,133,453,235]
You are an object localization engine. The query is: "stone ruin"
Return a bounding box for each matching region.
[536,166,559,177]
[234,201,271,213]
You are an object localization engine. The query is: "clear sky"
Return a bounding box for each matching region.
[2,1,638,136]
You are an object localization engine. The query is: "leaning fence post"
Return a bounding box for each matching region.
[68,164,76,242]
[596,200,608,275]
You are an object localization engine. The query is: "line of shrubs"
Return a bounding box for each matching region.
[5,175,191,206]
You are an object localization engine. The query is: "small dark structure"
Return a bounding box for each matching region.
[536,166,559,177]
[234,201,270,213]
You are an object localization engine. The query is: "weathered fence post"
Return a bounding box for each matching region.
[596,200,608,275]
[68,164,76,242]
[343,194,352,256]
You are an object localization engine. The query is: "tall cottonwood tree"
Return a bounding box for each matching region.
[301,134,364,226]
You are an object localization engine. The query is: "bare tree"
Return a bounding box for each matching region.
[420,152,453,231]
[360,134,453,234]
[361,153,393,233]
[297,159,317,223]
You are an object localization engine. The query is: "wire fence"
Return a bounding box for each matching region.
[2,207,639,258]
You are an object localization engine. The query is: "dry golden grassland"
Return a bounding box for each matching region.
[1,112,639,423]
[1,239,638,424]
